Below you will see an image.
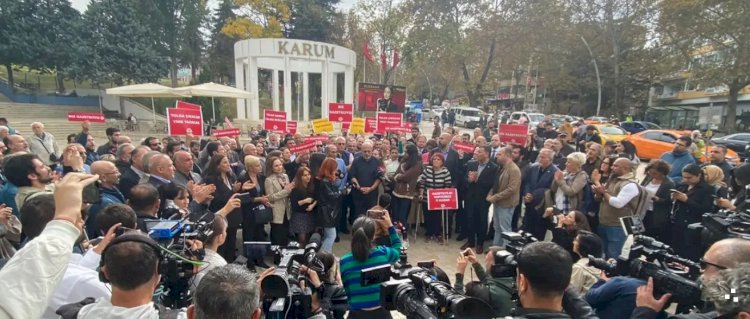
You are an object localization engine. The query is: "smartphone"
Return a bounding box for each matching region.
[669,189,678,193]
[367,209,386,219]
[82,181,101,204]
[237,192,253,205]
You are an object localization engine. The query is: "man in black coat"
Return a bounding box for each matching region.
[439,133,472,237]
[117,146,149,199]
[460,146,497,254]
[576,125,602,152]
[521,148,559,240]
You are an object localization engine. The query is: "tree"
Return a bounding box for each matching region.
[287,0,341,42]
[208,0,237,83]
[659,0,750,133]
[78,0,168,85]
[221,0,291,38]
[32,0,83,92]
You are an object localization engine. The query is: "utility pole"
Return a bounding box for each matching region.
[579,35,602,117]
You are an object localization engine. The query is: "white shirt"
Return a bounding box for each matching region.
[42,261,111,318]
[190,249,227,291]
[0,221,80,319]
[607,182,639,208]
[78,299,159,319]
[644,181,661,211]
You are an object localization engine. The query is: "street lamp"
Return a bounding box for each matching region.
[579,35,602,116]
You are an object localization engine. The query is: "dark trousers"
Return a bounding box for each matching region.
[242,212,267,242]
[352,191,378,219]
[522,204,547,240]
[423,203,445,237]
[512,198,523,231]
[391,196,412,240]
[338,192,354,231]
[465,200,490,246]
[348,308,393,319]
[270,218,289,247]
[218,226,239,262]
[455,192,466,235]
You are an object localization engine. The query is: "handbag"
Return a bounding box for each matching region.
[252,205,273,224]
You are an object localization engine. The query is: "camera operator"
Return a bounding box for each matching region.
[631,238,750,319]
[190,215,228,291]
[513,241,576,318]
[454,247,514,317]
[700,264,750,319]
[585,268,644,319]
[339,214,402,319]
[313,251,348,319]
[187,264,262,319]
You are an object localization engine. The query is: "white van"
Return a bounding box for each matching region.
[453,106,483,128]
[510,111,546,127]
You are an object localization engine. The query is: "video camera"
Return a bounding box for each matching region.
[142,215,215,308]
[360,247,494,319]
[687,210,750,251]
[488,231,538,278]
[257,234,324,319]
[587,234,702,306]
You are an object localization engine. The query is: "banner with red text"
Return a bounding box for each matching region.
[212,128,241,138]
[452,142,475,153]
[264,110,287,133]
[499,124,528,147]
[286,121,297,135]
[328,103,353,123]
[427,188,459,210]
[376,112,402,133]
[365,117,377,133]
[289,141,316,154]
[176,100,202,111]
[67,112,105,123]
[167,108,204,136]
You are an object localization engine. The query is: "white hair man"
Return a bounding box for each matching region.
[28,122,61,166]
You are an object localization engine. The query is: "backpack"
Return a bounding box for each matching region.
[629,181,650,219]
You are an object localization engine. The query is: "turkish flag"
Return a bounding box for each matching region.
[363,41,375,62]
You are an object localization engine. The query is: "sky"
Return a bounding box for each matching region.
[70,0,357,13]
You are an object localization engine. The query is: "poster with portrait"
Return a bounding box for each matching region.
[357,82,407,112]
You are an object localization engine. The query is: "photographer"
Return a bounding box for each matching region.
[570,231,604,295]
[187,264,261,319]
[631,238,750,319]
[310,251,348,319]
[339,214,402,319]
[454,247,514,317]
[701,265,750,319]
[191,215,229,291]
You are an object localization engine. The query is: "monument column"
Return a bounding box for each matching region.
[283,57,292,119]
[235,58,246,119]
[248,57,260,120]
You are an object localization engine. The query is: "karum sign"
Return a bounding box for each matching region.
[499,124,528,147]
[167,108,203,136]
[67,112,105,123]
[264,110,287,133]
[427,188,459,211]
[328,103,353,123]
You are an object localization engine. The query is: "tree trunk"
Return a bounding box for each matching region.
[56,67,66,93]
[725,78,740,134]
[461,38,497,108]
[190,64,197,84]
[5,63,14,90]
[170,58,178,87]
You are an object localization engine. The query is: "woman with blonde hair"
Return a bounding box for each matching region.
[265,156,295,246]
[544,152,589,214]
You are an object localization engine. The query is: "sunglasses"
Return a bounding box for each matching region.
[699,257,726,271]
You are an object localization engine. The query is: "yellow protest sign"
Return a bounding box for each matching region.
[312,118,334,133]
[350,117,365,134]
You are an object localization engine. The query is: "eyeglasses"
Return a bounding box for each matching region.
[675,143,687,147]
[699,257,727,271]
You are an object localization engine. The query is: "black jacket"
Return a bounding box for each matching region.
[314,178,342,228]
[513,308,572,318]
[117,166,140,199]
[464,160,498,203]
[204,174,240,227]
[238,173,267,225]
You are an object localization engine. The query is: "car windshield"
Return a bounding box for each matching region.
[462,110,479,117]
[644,122,661,129]
[599,126,626,135]
[528,114,545,122]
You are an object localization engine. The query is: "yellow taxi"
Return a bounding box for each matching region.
[593,124,629,144]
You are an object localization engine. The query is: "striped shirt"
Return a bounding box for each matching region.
[417,166,453,200]
[339,226,402,310]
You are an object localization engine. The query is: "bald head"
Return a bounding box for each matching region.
[439,133,452,147]
[7,135,28,153]
[91,160,120,187]
[703,238,750,279]
[612,157,634,176]
[243,143,257,156]
[326,144,338,158]
[173,150,193,173]
[91,160,115,175]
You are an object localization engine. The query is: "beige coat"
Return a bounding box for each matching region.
[543,170,588,212]
[265,173,291,224]
[487,161,521,208]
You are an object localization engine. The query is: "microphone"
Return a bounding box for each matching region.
[306,233,322,251]
[305,233,325,275]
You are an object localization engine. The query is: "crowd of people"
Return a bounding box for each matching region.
[0,113,748,319]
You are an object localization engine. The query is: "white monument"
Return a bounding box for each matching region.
[234,38,356,122]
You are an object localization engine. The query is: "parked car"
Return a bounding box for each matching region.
[711,133,750,161]
[593,124,629,144]
[584,116,609,124]
[626,130,740,164]
[620,121,662,134]
[453,106,483,128]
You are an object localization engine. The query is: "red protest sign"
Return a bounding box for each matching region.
[365,117,377,133]
[328,103,353,123]
[342,122,350,131]
[67,112,105,123]
[304,136,330,143]
[427,188,459,211]
[289,141,316,154]
[286,121,297,134]
[213,128,241,138]
[376,112,402,133]
[499,124,528,147]
[452,142,475,153]
[264,110,287,133]
[176,100,202,111]
[167,108,203,136]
